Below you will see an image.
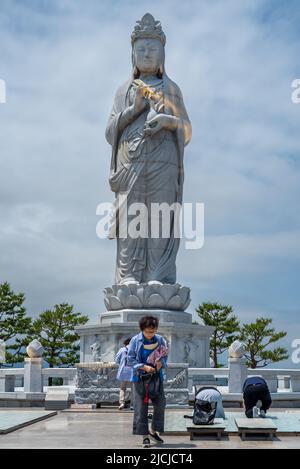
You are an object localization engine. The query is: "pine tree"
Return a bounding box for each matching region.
[238,317,288,368]
[196,302,240,367]
[31,303,88,373]
[0,281,32,364]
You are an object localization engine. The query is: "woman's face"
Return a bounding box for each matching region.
[142,327,157,340]
[133,38,163,74]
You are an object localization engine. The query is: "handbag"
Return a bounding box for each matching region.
[136,370,161,403]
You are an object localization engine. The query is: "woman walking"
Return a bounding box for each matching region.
[127,316,168,448]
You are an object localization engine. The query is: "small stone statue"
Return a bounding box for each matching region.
[26,339,44,358]
[229,340,245,359]
[90,342,102,362]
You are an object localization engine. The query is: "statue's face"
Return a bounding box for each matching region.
[133,38,163,74]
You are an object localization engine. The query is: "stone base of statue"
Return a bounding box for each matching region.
[75,362,189,407]
[76,308,213,367]
[75,283,213,406]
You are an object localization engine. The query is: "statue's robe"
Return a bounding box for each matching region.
[105,74,192,284]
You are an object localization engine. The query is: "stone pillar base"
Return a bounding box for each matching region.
[24,357,43,393]
[228,357,248,393]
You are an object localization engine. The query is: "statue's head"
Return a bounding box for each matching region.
[131,13,166,78]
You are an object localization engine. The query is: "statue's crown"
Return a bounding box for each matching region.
[131,13,166,46]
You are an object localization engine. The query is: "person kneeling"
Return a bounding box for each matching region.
[243,376,272,418]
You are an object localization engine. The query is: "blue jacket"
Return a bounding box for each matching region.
[127,332,168,382]
[115,346,133,382]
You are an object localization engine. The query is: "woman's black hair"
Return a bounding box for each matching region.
[123,338,131,346]
[139,315,159,331]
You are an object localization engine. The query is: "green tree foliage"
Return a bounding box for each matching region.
[238,317,288,368]
[31,303,88,369]
[0,282,32,364]
[196,302,240,367]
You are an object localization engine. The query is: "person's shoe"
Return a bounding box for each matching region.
[260,409,266,418]
[118,403,125,410]
[252,406,260,418]
[255,400,262,417]
[149,431,164,444]
[142,437,151,448]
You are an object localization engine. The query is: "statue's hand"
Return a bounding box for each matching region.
[133,85,150,115]
[144,114,179,136]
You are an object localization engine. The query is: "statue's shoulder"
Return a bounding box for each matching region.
[164,76,183,100]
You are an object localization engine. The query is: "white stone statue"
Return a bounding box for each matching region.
[229,340,245,359]
[105,13,192,286]
[90,342,102,362]
[26,339,44,358]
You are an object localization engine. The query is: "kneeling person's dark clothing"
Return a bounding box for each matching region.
[243,377,272,418]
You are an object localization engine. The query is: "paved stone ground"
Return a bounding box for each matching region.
[0,410,57,434]
[0,408,300,449]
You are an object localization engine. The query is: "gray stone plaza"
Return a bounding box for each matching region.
[1,408,300,449]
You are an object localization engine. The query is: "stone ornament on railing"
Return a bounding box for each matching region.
[26,339,44,358]
[229,340,245,359]
[103,281,191,311]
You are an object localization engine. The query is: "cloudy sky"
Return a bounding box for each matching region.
[1,0,299,367]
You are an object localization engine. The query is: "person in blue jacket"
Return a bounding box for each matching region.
[115,338,133,410]
[127,315,168,448]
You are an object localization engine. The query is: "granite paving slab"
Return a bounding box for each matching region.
[164,411,300,435]
[0,410,57,434]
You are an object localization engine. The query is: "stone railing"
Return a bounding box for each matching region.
[0,367,24,392]
[188,367,229,390]
[0,361,76,392]
[247,369,300,393]
[42,367,76,384]
[1,358,300,397]
[188,366,300,393]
